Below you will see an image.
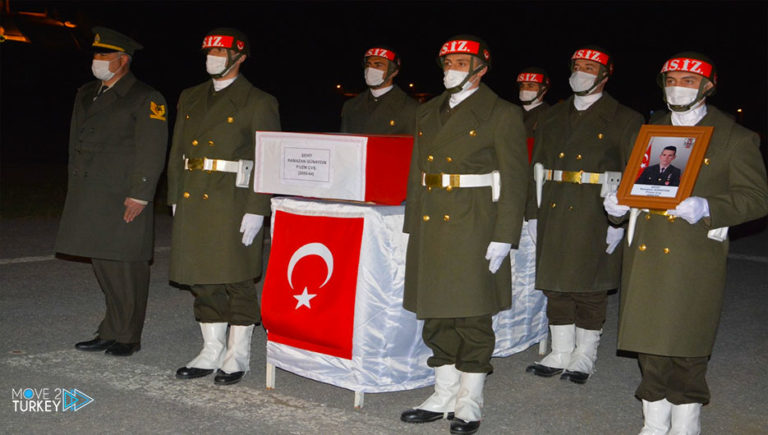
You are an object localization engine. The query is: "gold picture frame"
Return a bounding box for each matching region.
[616,124,713,210]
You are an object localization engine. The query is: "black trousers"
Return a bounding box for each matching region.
[543,290,608,330]
[636,353,710,405]
[191,279,260,325]
[91,258,149,343]
[422,315,495,373]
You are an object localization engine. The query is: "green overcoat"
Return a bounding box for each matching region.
[55,73,168,261]
[527,93,644,292]
[403,84,529,318]
[167,76,280,285]
[616,106,768,357]
[523,102,550,138]
[340,85,418,135]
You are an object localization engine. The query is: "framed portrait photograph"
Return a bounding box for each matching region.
[616,125,714,209]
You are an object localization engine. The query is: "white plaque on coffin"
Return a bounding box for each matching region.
[255,132,367,201]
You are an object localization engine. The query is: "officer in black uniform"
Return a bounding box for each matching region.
[57,27,168,357]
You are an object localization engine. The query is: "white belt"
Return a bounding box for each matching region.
[421,171,500,202]
[544,169,606,184]
[533,163,622,206]
[184,157,239,173]
[184,157,254,188]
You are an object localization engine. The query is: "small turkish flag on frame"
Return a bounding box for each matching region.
[262,210,364,359]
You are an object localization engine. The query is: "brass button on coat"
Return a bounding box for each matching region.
[704,158,710,165]
[667,215,676,222]
[202,194,209,200]
[418,131,423,136]
[551,202,557,208]
[598,133,604,139]
[227,117,234,123]
[558,152,565,159]
[663,248,670,254]
[576,154,583,160]
[469,130,477,136]
[443,215,450,222]
[427,155,434,162]
[192,140,198,146]
[445,185,453,192]
[446,156,453,162]
[208,140,214,146]
[389,120,396,126]
[422,215,430,222]
[568,206,574,211]
[185,114,190,120]
[645,214,652,220]
[639,244,647,251]
[183,192,190,198]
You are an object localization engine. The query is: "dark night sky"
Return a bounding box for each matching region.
[1,1,767,165]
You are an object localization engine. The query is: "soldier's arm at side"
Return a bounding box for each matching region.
[246,93,281,216]
[402,109,424,234]
[129,90,169,202]
[167,90,189,207]
[492,103,528,246]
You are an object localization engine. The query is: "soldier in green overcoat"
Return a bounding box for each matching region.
[400,36,528,435]
[56,27,168,357]
[340,45,418,135]
[605,52,768,435]
[516,67,551,142]
[525,46,644,384]
[168,28,280,386]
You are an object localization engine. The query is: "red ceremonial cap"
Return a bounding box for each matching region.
[571,48,611,67]
[439,37,490,62]
[660,57,714,79]
[365,47,397,62]
[517,73,545,84]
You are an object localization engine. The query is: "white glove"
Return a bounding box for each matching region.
[667,197,710,224]
[605,226,624,254]
[527,219,537,245]
[485,241,512,274]
[240,213,264,246]
[603,192,629,217]
[171,204,176,216]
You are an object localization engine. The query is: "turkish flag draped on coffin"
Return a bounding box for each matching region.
[262,210,364,359]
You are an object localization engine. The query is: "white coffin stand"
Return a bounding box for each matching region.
[264,198,547,408]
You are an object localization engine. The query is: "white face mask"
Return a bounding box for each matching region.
[519,90,538,103]
[206,54,228,76]
[665,86,699,106]
[364,67,385,87]
[569,71,597,93]
[443,69,470,91]
[91,59,116,81]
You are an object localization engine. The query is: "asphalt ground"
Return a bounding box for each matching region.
[1,213,766,434]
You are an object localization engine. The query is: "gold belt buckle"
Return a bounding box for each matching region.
[424,173,442,188]
[562,170,583,184]
[186,158,203,171]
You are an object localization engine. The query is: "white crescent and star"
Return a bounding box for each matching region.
[287,243,334,310]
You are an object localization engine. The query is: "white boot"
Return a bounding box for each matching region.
[187,322,228,369]
[528,324,575,376]
[639,399,672,435]
[418,364,461,413]
[454,372,486,422]
[669,403,702,435]
[219,324,254,374]
[562,327,601,383]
